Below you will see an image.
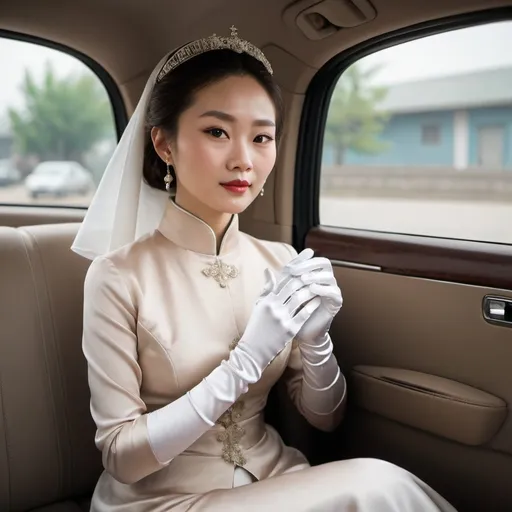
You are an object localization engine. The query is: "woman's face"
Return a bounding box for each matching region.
[164,75,277,221]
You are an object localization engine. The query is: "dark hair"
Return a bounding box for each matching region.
[143,49,284,192]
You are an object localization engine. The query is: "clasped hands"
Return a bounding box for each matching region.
[227,248,342,384]
[269,248,343,344]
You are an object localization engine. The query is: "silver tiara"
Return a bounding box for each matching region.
[156,26,273,82]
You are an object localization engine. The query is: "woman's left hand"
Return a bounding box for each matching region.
[277,250,343,343]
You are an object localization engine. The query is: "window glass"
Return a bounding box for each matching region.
[421,125,441,145]
[320,21,512,244]
[0,38,116,206]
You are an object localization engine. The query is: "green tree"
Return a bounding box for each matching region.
[325,63,390,165]
[8,62,113,166]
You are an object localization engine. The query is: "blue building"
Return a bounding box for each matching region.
[324,67,512,170]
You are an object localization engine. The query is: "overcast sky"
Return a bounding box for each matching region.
[1,20,511,117]
[363,21,512,85]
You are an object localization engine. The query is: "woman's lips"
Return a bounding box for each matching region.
[221,184,250,194]
[221,180,251,194]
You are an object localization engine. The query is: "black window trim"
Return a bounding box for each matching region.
[0,29,127,209]
[293,6,512,249]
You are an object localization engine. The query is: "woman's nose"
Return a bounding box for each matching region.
[227,142,253,171]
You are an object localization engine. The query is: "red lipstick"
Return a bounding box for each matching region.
[221,179,251,194]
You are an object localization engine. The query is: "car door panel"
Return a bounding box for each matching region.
[340,408,512,511]
[309,257,512,511]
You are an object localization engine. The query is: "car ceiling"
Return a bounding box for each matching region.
[1,0,510,106]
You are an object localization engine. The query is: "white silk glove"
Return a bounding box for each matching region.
[285,250,343,344]
[228,266,322,384]
[148,266,321,465]
[276,248,346,417]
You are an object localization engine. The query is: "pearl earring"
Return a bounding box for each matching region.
[260,187,264,197]
[164,161,173,192]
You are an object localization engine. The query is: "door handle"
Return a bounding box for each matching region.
[483,295,512,327]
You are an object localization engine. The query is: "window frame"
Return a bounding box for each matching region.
[421,124,442,145]
[293,6,512,290]
[0,29,127,209]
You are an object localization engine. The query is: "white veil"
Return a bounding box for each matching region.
[71,52,173,260]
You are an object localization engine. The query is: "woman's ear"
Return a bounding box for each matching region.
[151,127,173,164]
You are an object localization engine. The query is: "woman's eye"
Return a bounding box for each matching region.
[206,128,227,138]
[254,134,274,144]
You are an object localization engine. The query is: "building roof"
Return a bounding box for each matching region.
[378,67,512,114]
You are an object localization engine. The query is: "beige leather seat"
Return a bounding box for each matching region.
[0,222,313,511]
[0,223,100,511]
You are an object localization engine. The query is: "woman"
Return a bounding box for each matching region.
[73,28,456,511]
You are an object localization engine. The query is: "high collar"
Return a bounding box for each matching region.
[157,199,239,256]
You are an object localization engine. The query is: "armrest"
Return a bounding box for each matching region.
[351,365,507,446]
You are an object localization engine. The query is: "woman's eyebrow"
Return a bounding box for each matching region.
[199,110,275,127]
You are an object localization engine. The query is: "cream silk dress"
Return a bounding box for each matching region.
[82,199,457,511]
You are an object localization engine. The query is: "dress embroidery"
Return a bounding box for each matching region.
[202,259,239,288]
[216,400,246,466]
[229,336,241,351]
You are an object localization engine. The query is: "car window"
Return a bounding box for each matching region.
[320,21,512,244]
[0,38,117,207]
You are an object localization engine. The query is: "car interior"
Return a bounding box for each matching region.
[1,0,512,511]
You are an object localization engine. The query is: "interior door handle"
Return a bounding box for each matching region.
[483,295,512,327]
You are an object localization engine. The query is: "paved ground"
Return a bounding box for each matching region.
[1,184,510,245]
[320,196,512,244]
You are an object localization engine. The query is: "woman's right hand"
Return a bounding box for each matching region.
[226,250,321,384]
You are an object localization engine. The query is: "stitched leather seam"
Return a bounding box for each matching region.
[355,371,505,409]
[19,229,65,495]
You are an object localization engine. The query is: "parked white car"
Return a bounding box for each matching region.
[25,161,95,198]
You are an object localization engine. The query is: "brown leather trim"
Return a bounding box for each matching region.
[306,226,512,290]
[0,205,86,227]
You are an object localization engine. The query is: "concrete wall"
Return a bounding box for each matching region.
[320,165,512,201]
